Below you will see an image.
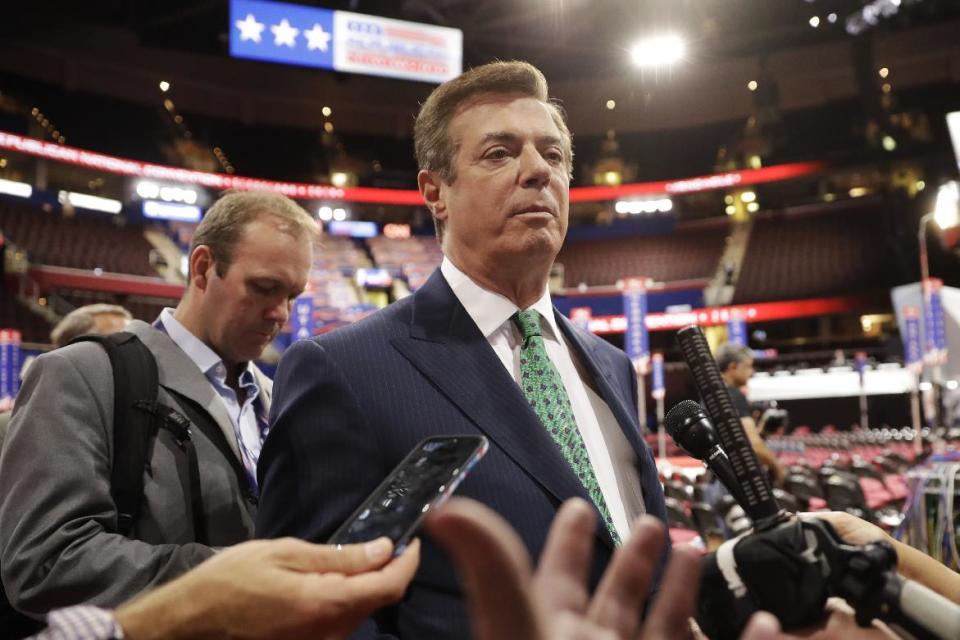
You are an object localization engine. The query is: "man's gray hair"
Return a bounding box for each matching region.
[50,304,132,347]
[715,342,753,373]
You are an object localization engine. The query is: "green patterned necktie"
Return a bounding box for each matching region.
[513,309,621,545]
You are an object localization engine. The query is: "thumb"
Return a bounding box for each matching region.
[740,612,782,640]
[426,497,543,640]
[269,536,395,575]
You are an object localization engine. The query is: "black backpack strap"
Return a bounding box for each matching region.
[71,332,208,544]
[73,332,160,537]
[133,400,208,544]
[165,389,258,510]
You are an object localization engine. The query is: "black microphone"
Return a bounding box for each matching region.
[664,400,746,507]
[675,325,784,527]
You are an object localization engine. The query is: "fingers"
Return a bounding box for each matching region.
[532,498,597,616]
[270,536,395,576]
[740,612,782,640]
[340,539,421,609]
[586,515,667,637]
[641,545,702,639]
[426,497,541,640]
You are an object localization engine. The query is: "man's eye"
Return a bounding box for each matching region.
[485,148,510,160]
[545,151,564,163]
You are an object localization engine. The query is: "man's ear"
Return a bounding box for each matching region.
[418,169,447,224]
[190,245,215,292]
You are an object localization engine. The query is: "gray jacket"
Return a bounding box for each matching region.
[0,320,268,615]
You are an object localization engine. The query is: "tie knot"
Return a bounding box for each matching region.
[513,309,542,341]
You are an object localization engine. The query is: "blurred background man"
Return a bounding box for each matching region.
[716,341,787,484]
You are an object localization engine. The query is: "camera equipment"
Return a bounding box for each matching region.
[672,326,960,639]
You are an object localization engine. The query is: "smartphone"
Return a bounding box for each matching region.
[328,434,489,554]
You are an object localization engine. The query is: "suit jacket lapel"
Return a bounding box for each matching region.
[127,321,243,463]
[391,271,612,547]
[554,311,647,463]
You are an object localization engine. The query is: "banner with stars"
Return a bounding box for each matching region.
[229,0,461,84]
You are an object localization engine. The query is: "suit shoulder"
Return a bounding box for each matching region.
[31,341,112,374]
[312,296,413,349]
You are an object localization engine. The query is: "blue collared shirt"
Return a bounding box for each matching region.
[158,308,266,490]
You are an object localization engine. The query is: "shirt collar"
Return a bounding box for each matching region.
[158,308,258,387]
[440,257,560,341]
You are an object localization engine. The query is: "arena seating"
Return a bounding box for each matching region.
[315,235,371,273]
[367,236,442,291]
[555,220,728,287]
[0,200,158,276]
[733,206,895,303]
[0,287,51,344]
[48,289,177,324]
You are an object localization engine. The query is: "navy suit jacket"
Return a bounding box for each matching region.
[256,269,668,639]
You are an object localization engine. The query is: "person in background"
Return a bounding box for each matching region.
[49,303,132,348]
[0,190,317,617]
[715,342,787,484]
[0,303,132,451]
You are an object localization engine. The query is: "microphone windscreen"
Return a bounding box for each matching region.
[664,399,704,438]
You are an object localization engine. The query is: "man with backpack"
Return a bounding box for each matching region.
[0,190,318,619]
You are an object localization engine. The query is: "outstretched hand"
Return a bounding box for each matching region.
[427,496,786,640]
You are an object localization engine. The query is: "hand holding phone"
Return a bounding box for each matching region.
[328,435,488,554]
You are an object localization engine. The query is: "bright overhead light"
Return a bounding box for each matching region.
[143,200,201,222]
[331,172,349,187]
[878,67,889,78]
[136,180,160,200]
[615,200,629,214]
[322,106,332,117]
[0,178,33,198]
[58,191,123,214]
[159,81,170,92]
[881,135,897,152]
[725,205,736,216]
[849,187,869,198]
[630,34,685,68]
[933,181,960,230]
[657,198,673,212]
[606,99,616,110]
[747,80,758,91]
[332,207,348,221]
[827,13,838,23]
[740,190,757,203]
[809,16,820,28]
[318,206,333,221]
[746,201,760,213]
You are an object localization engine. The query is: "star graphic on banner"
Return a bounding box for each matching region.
[271,18,300,47]
[235,13,265,43]
[304,23,331,51]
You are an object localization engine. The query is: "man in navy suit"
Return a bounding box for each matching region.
[256,60,668,639]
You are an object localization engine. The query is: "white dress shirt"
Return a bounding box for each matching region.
[440,258,635,541]
[158,308,266,488]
